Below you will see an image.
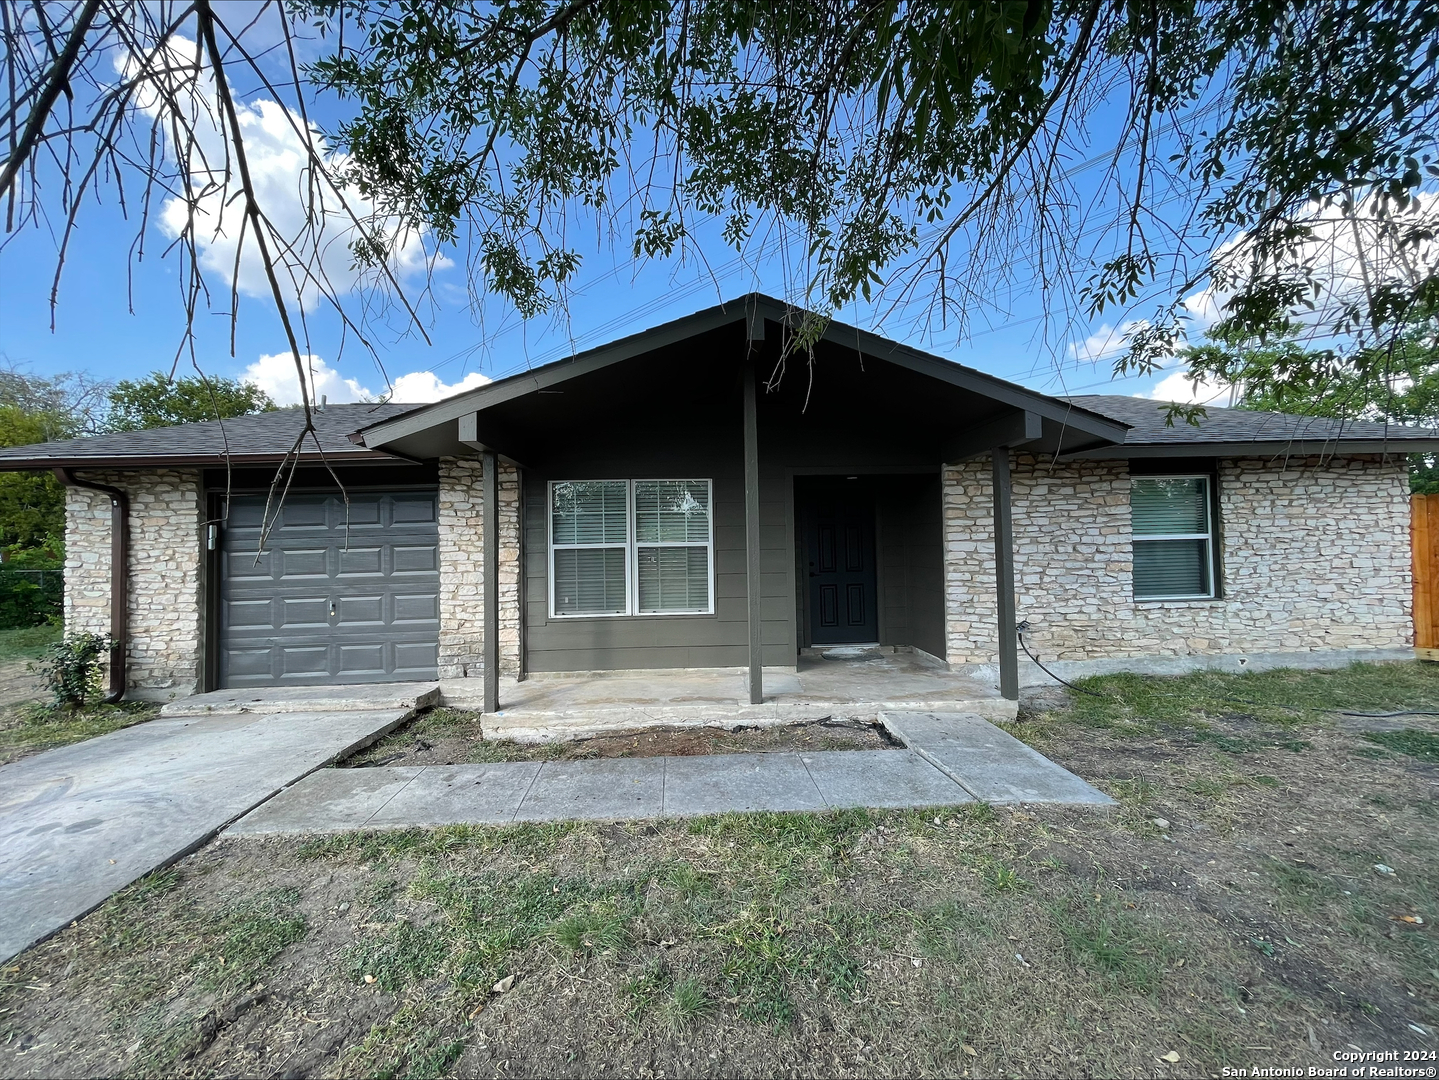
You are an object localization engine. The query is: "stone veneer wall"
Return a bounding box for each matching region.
[63,469,204,700]
[943,453,1412,664]
[437,457,522,681]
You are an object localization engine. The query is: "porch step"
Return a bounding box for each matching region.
[160,682,441,717]
[458,691,1016,744]
[879,711,1114,805]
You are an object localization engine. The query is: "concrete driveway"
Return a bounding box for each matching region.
[0,701,418,963]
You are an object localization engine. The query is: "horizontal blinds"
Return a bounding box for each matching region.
[553,547,628,615]
[635,480,710,542]
[638,546,710,613]
[1131,477,1208,536]
[1134,538,1210,598]
[552,480,628,545]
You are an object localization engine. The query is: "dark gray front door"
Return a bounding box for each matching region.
[219,490,441,687]
[804,488,879,645]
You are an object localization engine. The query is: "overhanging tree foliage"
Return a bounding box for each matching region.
[1,1,1437,418]
[1183,324,1439,490]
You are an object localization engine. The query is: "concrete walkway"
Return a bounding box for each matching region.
[229,711,1112,836]
[0,699,422,963]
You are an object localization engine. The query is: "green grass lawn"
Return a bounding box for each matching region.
[2,662,1436,1078]
[0,699,159,765]
[0,622,61,662]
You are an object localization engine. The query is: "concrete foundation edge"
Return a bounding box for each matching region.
[955,647,1418,688]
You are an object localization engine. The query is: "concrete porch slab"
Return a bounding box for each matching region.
[800,749,974,808]
[456,652,1015,742]
[162,683,440,717]
[881,712,1114,805]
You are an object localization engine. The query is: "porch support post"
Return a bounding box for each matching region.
[743,362,763,705]
[482,450,500,714]
[991,446,1019,701]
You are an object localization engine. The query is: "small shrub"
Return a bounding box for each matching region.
[41,631,110,707]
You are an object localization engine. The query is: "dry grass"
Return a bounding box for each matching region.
[1,665,1436,1078]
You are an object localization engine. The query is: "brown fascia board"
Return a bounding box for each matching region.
[356,292,1131,449]
[0,451,406,471]
[1065,439,1439,459]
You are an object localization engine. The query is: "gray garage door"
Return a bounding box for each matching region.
[219,490,441,687]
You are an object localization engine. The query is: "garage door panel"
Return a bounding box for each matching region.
[338,643,387,675]
[280,645,330,676]
[393,640,440,674]
[279,596,331,628]
[392,544,439,574]
[280,548,329,577]
[337,595,385,626]
[219,490,441,688]
[226,598,275,628]
[225,647,275,679]
[337,547,384,576]
[393,592,440,624]
[225,549,272,579]
[392,495,438,524]
[278,499,329,529]
[341,498,384,527]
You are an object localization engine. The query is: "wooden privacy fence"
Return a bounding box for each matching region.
[1412,494,1439,659]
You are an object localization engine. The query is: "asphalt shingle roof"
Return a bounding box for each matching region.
[1064,394,1439,447]
[0,403,414,468]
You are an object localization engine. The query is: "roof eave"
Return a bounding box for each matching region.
[0,450,408,472]
[1065,439,1439,459]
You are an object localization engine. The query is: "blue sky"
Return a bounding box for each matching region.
[0,12,1220,409]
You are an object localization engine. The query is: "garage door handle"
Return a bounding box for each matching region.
[329,601,337,617]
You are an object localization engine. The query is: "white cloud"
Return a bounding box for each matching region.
[1138,368,1236,406]
[387,370,492,403]
[242,353,373,406]
[1068,322,1131,363]
[126,36,450,313]
[241,353,493,406]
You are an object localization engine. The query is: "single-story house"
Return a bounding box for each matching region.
[2,293,1434,714]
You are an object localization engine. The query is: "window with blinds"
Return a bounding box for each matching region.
[1130,475,1216,600]
[550,479,713,616]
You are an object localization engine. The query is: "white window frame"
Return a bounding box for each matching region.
[548,479,715,618]
[1131,473,1217,601]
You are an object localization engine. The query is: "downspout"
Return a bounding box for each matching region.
[53,469,128,704]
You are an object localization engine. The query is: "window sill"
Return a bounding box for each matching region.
[548,611,718,620]
[1133,596,1224,606]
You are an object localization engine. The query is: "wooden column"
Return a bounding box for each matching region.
[482,450,500,714]
[992,446,1019,700]
[743,363,763,705]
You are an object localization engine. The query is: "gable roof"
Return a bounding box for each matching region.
[351,293,1131,453]
[1065,395,1439,457]
[0,403,411,470]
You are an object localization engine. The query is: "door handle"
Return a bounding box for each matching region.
[329,600,337,618]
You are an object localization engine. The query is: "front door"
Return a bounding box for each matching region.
[804,486,878,644]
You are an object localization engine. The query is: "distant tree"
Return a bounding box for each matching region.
[1181,325,1439,491]
[104,374,276,432]
[0,363,110,437]
[0,405,67,550]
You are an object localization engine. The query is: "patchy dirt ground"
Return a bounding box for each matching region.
[2,667,1437,1079]
[345,708,897,767]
